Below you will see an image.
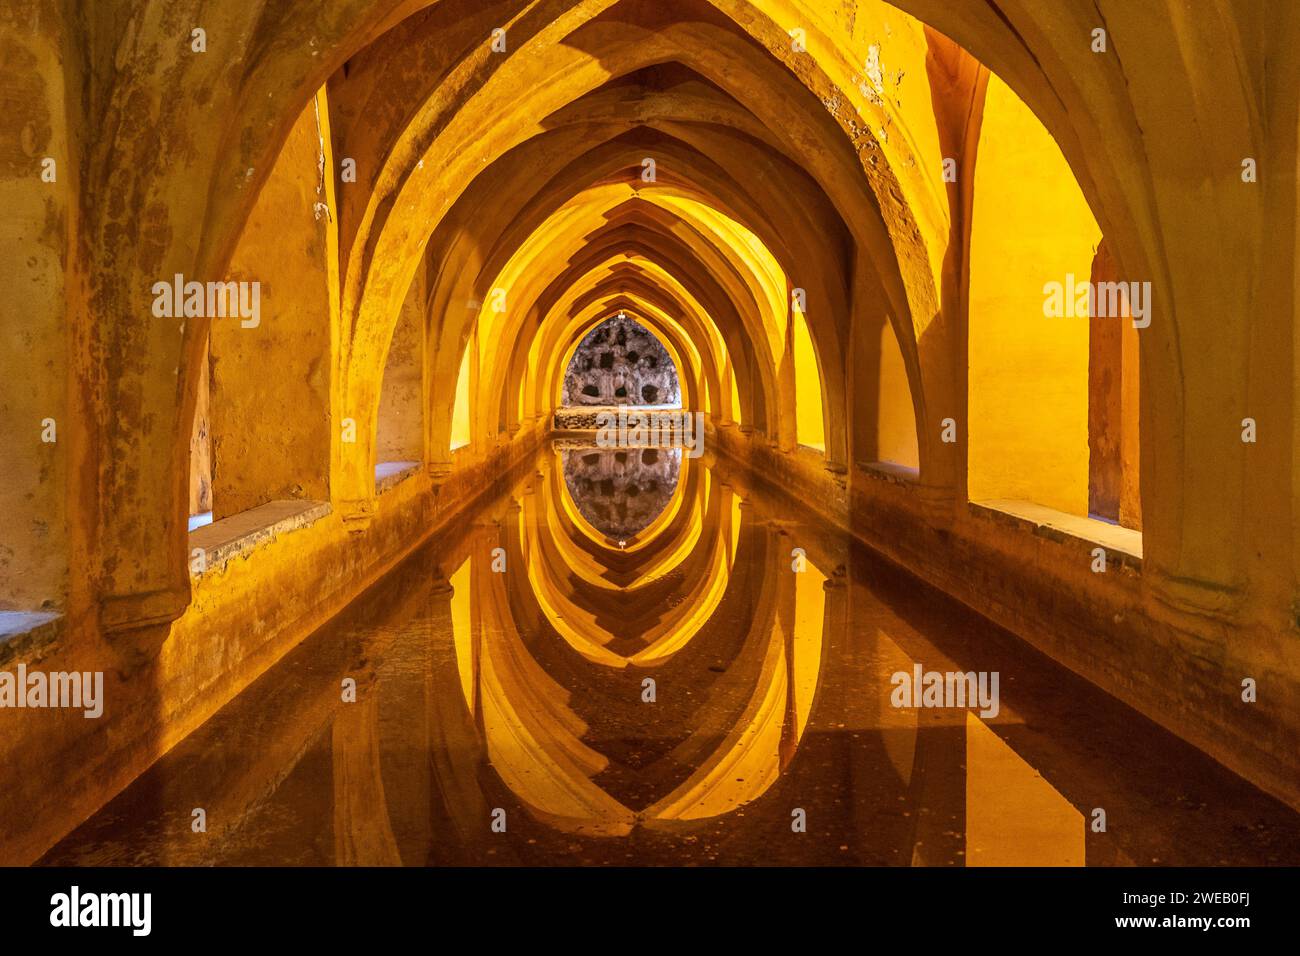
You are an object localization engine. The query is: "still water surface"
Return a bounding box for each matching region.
[42,443,1300,865]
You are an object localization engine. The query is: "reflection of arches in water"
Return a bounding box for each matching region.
[643,563,827,823]
[546,443,703,578]
[352,530,1086,863]
[525,449,740,666]
[443,480,829,834]
[560,446,682,539]
[36,466,1101,867]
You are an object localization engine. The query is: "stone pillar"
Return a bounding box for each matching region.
[1087,239,1141,529]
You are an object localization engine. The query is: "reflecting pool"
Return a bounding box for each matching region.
[558,442,681,541]
[41,443,1300,866]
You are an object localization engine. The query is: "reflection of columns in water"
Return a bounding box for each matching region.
[783,572,844,779]
[329,558,451,867]
[329,557,508,865]
[778,548,799,772]
[331,689,402,866]
[371,571,443,864]
[500,496,552,657]
[905,718,967,866]
[427,565,500,862]
[840,551,924,864]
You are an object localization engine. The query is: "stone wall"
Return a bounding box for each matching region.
[561,315,680,407]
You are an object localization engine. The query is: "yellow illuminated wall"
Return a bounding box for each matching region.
[450,338,472,451]
[728,357,742,426]
[793,307,825,452]
[876,321,918,469]
[967,75,1101,514]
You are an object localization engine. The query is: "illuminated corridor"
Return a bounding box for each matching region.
[3,0,1299,869]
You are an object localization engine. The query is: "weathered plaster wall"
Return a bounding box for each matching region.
[1088,239,1141,529]
[210,96,335,520]
[0,1,71,611]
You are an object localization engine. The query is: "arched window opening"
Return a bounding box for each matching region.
[853,310,918,472]
[376,271,426,484]
[793,306,825,453]
[967,74,1141,539]
[450,334,473,452]
[185,92,334,545]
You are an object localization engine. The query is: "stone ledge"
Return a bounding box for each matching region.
[553,404,681,430]
[970,498,1143,567]
[375,460,420,494]
[856,459,920,484]
[0,611,63,667]
[190,499,331,576]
